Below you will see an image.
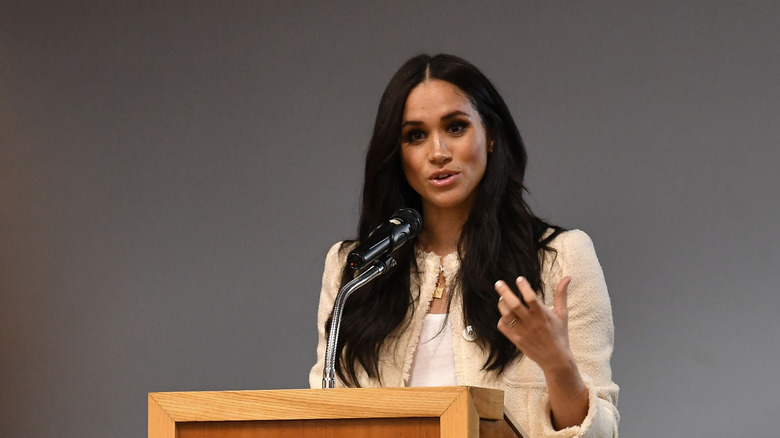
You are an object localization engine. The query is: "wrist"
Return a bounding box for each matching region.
[543,355,589,430]
[543,353,585,392]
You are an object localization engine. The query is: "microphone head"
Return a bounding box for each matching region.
[346,208,422,270]
[391,208,422,236]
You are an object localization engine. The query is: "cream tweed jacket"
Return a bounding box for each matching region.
[310,230,619,437]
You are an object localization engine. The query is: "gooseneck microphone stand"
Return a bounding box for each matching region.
[322,254,396,389]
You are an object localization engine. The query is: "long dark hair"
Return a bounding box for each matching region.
[329,54,562,386]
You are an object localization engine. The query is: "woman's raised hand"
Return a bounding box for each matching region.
[495,276,589,430]
[495,276,573,371]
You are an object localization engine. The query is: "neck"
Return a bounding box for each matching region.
[419,206,470,256]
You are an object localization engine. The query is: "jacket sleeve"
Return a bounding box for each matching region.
[308,242,347,389]
[537,230,620,437]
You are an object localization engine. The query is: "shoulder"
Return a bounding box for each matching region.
[546,229,603,270]
[542,229,608,298]
[547,229,597,254]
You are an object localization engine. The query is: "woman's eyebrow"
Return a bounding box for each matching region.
[402,110,471,128]
[441,110,469,121]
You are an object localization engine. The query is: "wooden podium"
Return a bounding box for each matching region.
[149,386,524,437]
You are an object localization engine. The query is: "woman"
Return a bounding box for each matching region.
[310,54,619,437]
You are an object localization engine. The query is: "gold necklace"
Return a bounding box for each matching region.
[433,256,445,299]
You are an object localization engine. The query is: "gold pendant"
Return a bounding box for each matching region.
[433,262,444,299]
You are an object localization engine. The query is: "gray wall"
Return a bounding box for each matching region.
[2,1,778,437]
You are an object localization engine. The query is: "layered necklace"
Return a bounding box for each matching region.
[433,255,446,299]
[419,232,452,300]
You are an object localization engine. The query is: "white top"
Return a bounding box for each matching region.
[405,313,458,387]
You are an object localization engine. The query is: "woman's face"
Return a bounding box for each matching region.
[400,79,490,218]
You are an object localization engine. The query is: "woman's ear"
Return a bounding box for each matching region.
[488,139,494,153]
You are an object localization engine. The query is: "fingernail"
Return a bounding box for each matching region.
[494,280,504,289]
[516,276,525,283]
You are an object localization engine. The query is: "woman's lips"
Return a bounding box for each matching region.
[429,172,459,187]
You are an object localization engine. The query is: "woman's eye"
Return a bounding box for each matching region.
[448,121,469,135]
[403,130,426,143]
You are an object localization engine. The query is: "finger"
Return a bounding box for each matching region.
[497,296,522,329]
[553,276,572,320]
[495,280,528,317]
[499,315,520,329]
[497,296,512,316]
[496,317,520,341]
[515,276,539,310]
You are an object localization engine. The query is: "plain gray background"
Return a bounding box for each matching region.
[2,1,779,437]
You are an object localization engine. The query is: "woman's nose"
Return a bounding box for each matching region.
[430,134,453,164]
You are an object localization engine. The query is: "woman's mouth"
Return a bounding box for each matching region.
[429,172,459,186]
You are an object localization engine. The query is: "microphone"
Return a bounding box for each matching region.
[347,208,422,270]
